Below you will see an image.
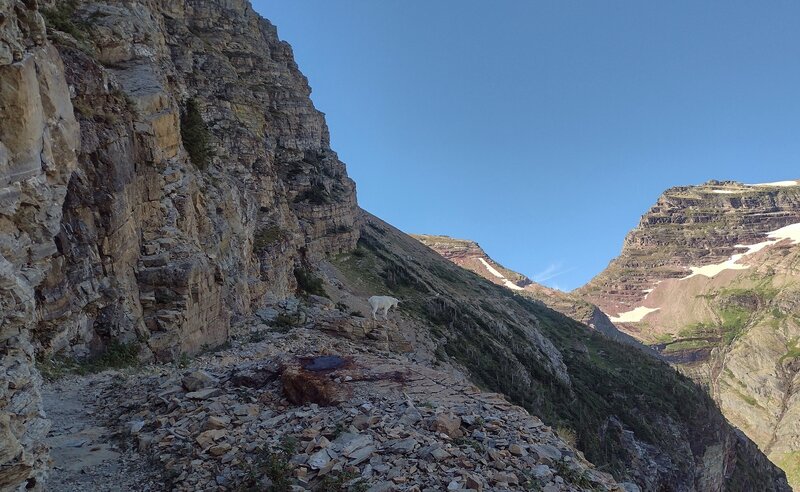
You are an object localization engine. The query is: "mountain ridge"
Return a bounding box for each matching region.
[581,178,800,488]
[411,233,650,352]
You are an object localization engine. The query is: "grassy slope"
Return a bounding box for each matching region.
[330,211,789,491]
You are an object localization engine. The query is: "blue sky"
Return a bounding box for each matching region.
[253,1,800,291]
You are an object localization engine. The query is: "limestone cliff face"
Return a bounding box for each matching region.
[580,181,800,318]
[35,0,358,361]
[580,180,800,487]
[0,1,79,489]
[412,234,647,350]
[2,0,357,488]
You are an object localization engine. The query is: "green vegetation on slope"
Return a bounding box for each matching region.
[41,0,88,42]
[775,452,800,489]
[180,98,213,169]
[253,226,288,252]
[294,267,328,298]
[666,282,777,353]
[333,219,784,489]
[780,337,800,363]
[38,341,140,380]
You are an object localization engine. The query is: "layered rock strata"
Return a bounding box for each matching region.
[0,2,79,488]
[580,180,800,487]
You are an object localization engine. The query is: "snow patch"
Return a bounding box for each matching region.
[478,257,525,290]
[609,306,660,323]
[478,258,504,279]
[748,180,799,187]
[503,279,524,291]
[681,222,800,280]
[767,222,800,243]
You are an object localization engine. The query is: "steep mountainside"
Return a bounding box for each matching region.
[412,234,646,349]
[580,180,800,487]
[333,217,788,491]
[0,2,790,491]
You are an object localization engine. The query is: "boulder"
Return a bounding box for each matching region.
[182,370,217,392]
[430,413,462,438]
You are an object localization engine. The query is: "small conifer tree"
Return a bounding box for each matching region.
[180,98,213,169]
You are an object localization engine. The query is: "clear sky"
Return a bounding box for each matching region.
[252,1,800,291]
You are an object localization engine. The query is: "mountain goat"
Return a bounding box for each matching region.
[368,295,400,320]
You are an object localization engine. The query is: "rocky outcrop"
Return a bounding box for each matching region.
[580,180,800,487]
[0,1,79,489]
[34,0,358,362]
[579,181,800,318]
[3,0,358,488]
[413,234,648,351]
[60,326,627,491]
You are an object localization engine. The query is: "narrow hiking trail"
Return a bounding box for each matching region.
[42,374,162,492]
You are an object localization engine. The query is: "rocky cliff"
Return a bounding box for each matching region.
[580,180,800,487]
[0,2,79,488]
[412,234,646,350]
[36,0,358,362]
[0,2,791,491]
[2,0,358,488]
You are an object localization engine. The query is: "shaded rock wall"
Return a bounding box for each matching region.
[35,0,359,361]
[1,0,359,488]
[0,1,79,489]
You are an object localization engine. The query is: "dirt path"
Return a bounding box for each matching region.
[42,374,163,492]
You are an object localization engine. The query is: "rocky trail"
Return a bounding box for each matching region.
[34,309,629,492]
[43,375,163,492]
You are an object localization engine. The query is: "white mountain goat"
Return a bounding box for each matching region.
[368,295,400,320]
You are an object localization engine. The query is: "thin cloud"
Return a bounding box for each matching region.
[533,262,575,283]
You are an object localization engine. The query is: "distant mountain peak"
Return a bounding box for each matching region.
[579,179,800,488]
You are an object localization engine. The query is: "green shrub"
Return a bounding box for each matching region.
[180,98,213,169]
[248,330,267,343]
[294,268,327,297]
[253,226,287,252]
[316,471,366,491]
[556,425,578,448]
[41,0,88,42]
[554,459,592,488]
[272,313,301,332]
[38,341,140,380]
[236,447,293,492]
